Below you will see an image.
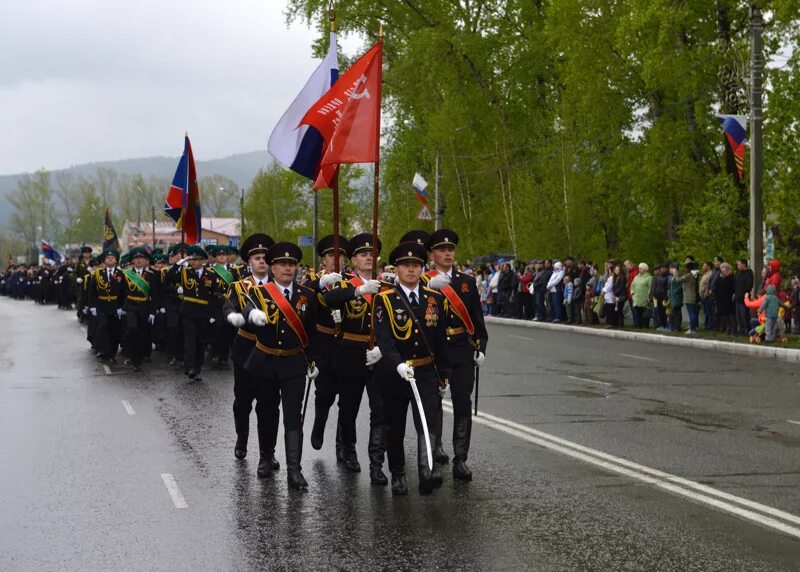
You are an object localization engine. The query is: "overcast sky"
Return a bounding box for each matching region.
[0,0,362,175]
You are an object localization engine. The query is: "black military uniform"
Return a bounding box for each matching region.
[166,245,221,380]
[322,233,391,483]
[74,247,93,321]
[121,247,159,371]
[161,244,188,365]
[374,242,451,496]
[306,234,349,459]
[423,229,489,481]
[208,245,237,366]
[87,248,125,363]
[221,233,281,476]
[150,252,169,352]
[242,242,317,491]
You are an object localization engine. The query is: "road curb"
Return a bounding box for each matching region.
[486,316,800,363]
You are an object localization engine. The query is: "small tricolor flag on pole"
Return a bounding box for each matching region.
[412,173,429,207]
[717,114,747,181]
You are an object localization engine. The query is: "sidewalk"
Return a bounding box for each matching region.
[485,316,800,363]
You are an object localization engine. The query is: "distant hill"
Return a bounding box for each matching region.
[0,150,271,226]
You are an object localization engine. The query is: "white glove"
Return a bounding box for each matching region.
[356,279,381,296]
[366,347,382,366]
[209,317,216,324]
[379,271,397,283]
[177,258,188,267]
[331,309,342,323]
[148,314,155,325]
[176,286,184,294]
[396,363,415,381]
[82,307,88,315]
[307,365,319,381]
[474,351,485,367]
[320,272,342,288]
[76,277,83,284]
[249,309,267,326]
[428,273,451,289]
[89,307,97,316]
[227,312,245,327]
[116,308,126,318]
[159,307,166,314]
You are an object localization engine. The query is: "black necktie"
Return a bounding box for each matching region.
[284,288,291,300]
[409,291,418,307]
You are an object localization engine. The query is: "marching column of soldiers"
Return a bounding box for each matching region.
[1,227,488,496]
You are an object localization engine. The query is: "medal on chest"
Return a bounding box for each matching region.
[424,296,439,327]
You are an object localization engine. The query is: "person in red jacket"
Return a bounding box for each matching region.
[762,259,782,293]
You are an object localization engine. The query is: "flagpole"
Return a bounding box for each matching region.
[370,30,383,280]
[329,8,341,273]
[182,132,188,245]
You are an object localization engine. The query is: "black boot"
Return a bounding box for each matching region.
[234,435,247,460]
[391,473,408,496]
[452,416,473,481]
[418,435,436,495]
[343,448,361,473]
[335,419,346,463]
[310,402,329,451]
[257,450,273,478]
[234,414,249,459]
[368,424,388,485]
[433,404,449,464]
[285,430,308,491]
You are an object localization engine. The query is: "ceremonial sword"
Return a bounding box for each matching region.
[407,362,433,472]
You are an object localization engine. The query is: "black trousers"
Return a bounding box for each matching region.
[253,367,306,463]
[384,366,438,476]
[336,372,368,454]
[182,316,208,373]
[211,321,235,362]
[124,307,151,366]
[96,312,121,359]
[167,307,183,359]
[313,359,339,420]
[365,372,386,467]
[233,363,280,454]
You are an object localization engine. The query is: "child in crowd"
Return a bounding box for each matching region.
[563,275,574,323]
[759,285,788,343]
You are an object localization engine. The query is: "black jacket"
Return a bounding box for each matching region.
[734,268,754,303]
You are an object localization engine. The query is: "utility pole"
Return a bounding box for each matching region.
[749,3,764,294]
[313,190,319,270]
[151,206,156,248]
[434,151,441,230]
[239,188,245,246]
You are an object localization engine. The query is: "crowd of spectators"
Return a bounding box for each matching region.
[468,256,799,344]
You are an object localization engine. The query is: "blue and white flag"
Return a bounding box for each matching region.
[41,240,63,264]
[268,32,339,181]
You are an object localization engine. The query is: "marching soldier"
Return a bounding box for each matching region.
[166,245,221,380]
[87,247,125,364]
[423,229,488,481]
[150,252,169,352]
[321,234,387,482]
[373,241,451,496]
[163,243,188,366]
[121,247,159,372]
[242,242,318,491]
[306,234,349,460]
[221,233,282,477]
[208,245,237,366]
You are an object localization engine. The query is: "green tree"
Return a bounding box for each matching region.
[8,169,59,245]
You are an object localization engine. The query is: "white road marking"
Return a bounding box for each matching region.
[443,401,800,539]
[618,353,656,362]
[121,400,136,415]
[567,375,612,386]
[103,364,112,375]
[786,420,800,426]
[508,334,536,341]
[161,473,188,508]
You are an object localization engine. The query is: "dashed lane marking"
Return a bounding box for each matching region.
[103,364,112,375]
[787,420,800,426]
[618,353,656,362]
[121,400,136,415]
[508,334,536,341]
[161,473,188,509]
[442,401,800,539]
[567,375,612,386]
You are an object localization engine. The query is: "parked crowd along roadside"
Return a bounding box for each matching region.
[470,256,797,345]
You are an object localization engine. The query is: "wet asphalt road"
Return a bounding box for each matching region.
[1,297,799,570]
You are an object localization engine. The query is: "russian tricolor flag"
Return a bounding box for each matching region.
[717,115,747,181]
[268,32,339,180]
